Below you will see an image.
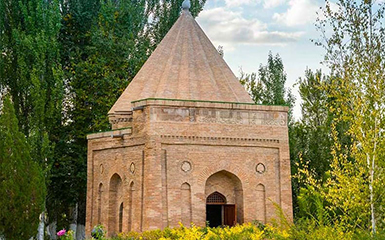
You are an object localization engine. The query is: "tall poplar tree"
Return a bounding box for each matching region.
[0,0,63,154]
[0,97,46,239]
[0,1,63,237]
[290,69,334,217]
[240,52,295,121]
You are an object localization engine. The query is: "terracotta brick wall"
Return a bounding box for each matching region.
[86,102,292,236]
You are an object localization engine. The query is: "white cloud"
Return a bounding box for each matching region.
[328,1,339,12]
[196,7,303,47]
[224,0,287,8]
[224,0,254,7]
[273,0,319,26]
[263,0,287,8]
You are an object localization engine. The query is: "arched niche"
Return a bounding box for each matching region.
[205,170,243,227]
[98,183,103,224]
[108,173,123,236]
[180,182,192,226]
[256,184,266,223]
[128,181,134,231]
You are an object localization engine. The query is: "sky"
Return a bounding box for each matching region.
[195,0,330,119]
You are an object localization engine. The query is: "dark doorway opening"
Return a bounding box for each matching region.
[206,204,236,227]
[206,192,236,227]
[206,205,222,227]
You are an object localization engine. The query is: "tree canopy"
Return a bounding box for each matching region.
[0,97,46,239]
[296,0,385,234]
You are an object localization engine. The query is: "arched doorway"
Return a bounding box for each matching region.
[206,192,227,227]
[205,170,243,227]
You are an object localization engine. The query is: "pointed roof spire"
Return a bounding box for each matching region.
[109,7,253,116]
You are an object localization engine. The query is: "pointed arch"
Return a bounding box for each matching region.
[181,182,192,225]
[108,173,123,236]
[128,181,134,231]
[256,184,266,223]
[205,170,244,225]
[207,191,226,204]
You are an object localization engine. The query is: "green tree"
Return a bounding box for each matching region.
[321,0,385,233]
[298,0,385,233]
[294,69,332,179]
[240,52,295,119]
[0,0,63,237]
[0,97,46,239]
[0,0,63,157]
[290,69,334,217]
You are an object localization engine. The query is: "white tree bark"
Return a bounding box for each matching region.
[69,203,78,239]
[37,211,45,240]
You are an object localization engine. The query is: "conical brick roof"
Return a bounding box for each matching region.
[109,9,253,115]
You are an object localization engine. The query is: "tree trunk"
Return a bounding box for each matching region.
[37,211,45,240]
[69,203,78,239]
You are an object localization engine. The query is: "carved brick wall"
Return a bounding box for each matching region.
[86,102,292,235]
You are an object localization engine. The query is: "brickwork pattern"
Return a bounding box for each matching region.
[86,103,292,236]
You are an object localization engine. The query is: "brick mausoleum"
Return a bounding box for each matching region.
[86,4,292,237]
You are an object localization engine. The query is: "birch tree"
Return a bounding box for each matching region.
[315,0,385,233]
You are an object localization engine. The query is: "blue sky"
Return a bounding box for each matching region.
[196,0,331,119]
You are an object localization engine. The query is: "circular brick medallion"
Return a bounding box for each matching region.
[256,163,266,174]
[181,161,192,172]
[130,162,135,174]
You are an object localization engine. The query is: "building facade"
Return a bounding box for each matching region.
[86,6,292,237]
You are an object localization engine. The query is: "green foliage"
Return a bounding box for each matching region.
[239,52,295,126]
[304,0,385,233]
[91,224,106,239]
[290,219,354,240]
[290,69,333,216]
[293,1,385,234]
[117,223,266,240]
[0,0,63,157]
[240,52,293,106]
[99,222,385,240]
[0,0,62,236]
[0,97,46,239]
